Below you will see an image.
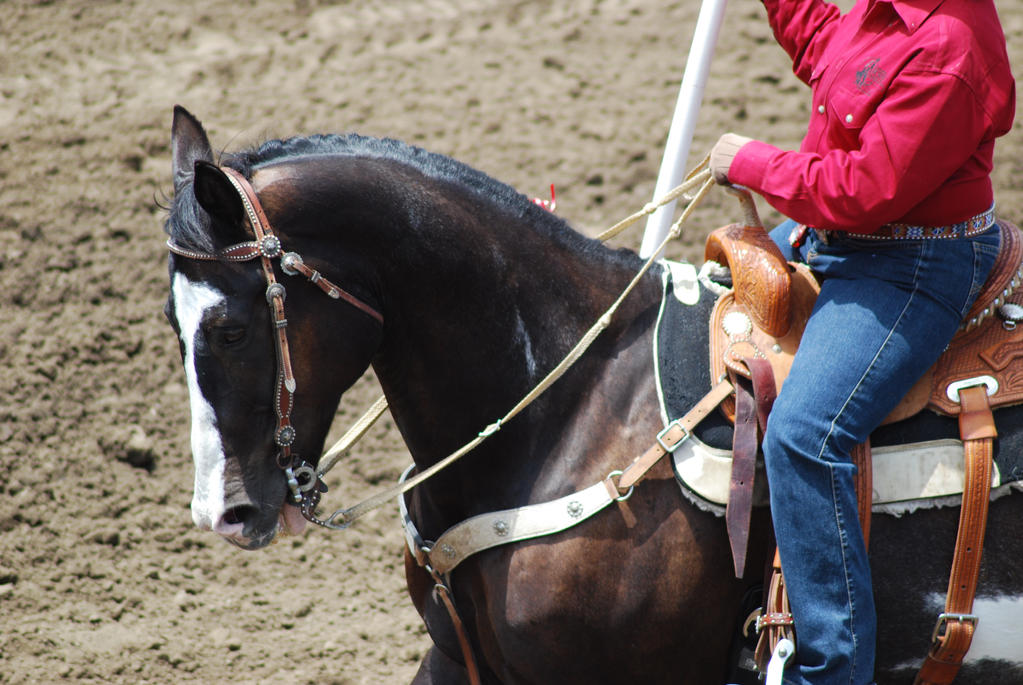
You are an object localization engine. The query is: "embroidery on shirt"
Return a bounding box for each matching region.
[855,58,886,93]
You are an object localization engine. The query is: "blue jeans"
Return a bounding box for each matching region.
[764,220,1000,685]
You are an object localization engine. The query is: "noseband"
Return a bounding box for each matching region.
[167,166,383,524]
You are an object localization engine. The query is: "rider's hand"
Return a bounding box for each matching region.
[709,133,754,185]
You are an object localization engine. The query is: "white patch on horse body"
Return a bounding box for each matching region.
[513,310,537,378]
[917,591,1023,666]
[171,272,229,531]
[961,593,1023,665]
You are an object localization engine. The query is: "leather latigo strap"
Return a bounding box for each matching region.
[915,384,996,685]
[729,375,759,579]
[727,357,776,579]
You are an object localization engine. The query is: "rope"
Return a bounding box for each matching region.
[317,394,389,477]
[595,154,711,243]
[314,161,715,528]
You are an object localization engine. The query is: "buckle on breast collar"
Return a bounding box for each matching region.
[656,420,690,453]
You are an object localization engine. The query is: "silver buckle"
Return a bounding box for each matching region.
[656,420,690,453]
[931,612,979,643]
[945,375,998,403]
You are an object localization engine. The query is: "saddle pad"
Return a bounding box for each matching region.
[668,433,1020,517]
[653,260,1023,517]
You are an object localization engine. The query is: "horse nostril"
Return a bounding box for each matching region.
[214,505,258,538]
[223,508,241,525]
[223,505,255,526]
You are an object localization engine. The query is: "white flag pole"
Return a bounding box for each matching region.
[639,0,729,258]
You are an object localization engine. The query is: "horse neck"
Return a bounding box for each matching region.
[359,169,655,472]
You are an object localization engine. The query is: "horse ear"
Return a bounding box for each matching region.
[171,106,213,190]
[193,161,248,241]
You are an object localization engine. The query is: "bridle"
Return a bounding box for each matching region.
[167,166,383,525]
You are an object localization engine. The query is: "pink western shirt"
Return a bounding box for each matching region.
[728,0,1015,233]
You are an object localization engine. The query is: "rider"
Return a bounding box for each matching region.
[709,0,1015,682]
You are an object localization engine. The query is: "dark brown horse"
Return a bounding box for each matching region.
[163,106,1023,684]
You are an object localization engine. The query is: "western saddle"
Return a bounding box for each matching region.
[703,190,1023,685]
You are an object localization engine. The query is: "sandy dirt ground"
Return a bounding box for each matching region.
[1,1,1020,683]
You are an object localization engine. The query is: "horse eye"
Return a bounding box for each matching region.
[215,326,247,347]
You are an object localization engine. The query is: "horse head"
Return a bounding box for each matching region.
[164,107,383,549]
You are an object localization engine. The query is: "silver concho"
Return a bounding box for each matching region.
[265,282,287,303]
[275,425,296,447]
[259,235,282,258]
[722,311,753,338]
[566,501,584,518]
[281,252,303,276]
[493,520,510,537]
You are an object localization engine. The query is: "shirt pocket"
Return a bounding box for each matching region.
[825,84,881,141]
[808,61,832,93]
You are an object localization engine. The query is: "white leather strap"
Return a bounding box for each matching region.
[398,466,620,575]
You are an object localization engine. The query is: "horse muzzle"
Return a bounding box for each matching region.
[192,496,307,550]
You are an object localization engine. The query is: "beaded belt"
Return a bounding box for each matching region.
[850,205,996,240]
[796,205,997,246]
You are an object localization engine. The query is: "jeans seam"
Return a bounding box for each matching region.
[829,463,858,684]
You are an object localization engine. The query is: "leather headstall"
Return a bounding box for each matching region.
[167,166,383,524]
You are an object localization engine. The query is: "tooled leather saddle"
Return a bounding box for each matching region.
[704,191,1023,685]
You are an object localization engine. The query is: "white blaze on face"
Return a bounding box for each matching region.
[171,272,229,531]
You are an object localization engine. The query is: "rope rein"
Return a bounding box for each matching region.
[313,158,715,529]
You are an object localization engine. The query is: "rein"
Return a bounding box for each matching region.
[167,167,382,522]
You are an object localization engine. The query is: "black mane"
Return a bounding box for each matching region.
[166,132,640,271]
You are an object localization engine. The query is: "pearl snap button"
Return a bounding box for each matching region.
[845,113,854,123]
[818,104,825,114]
